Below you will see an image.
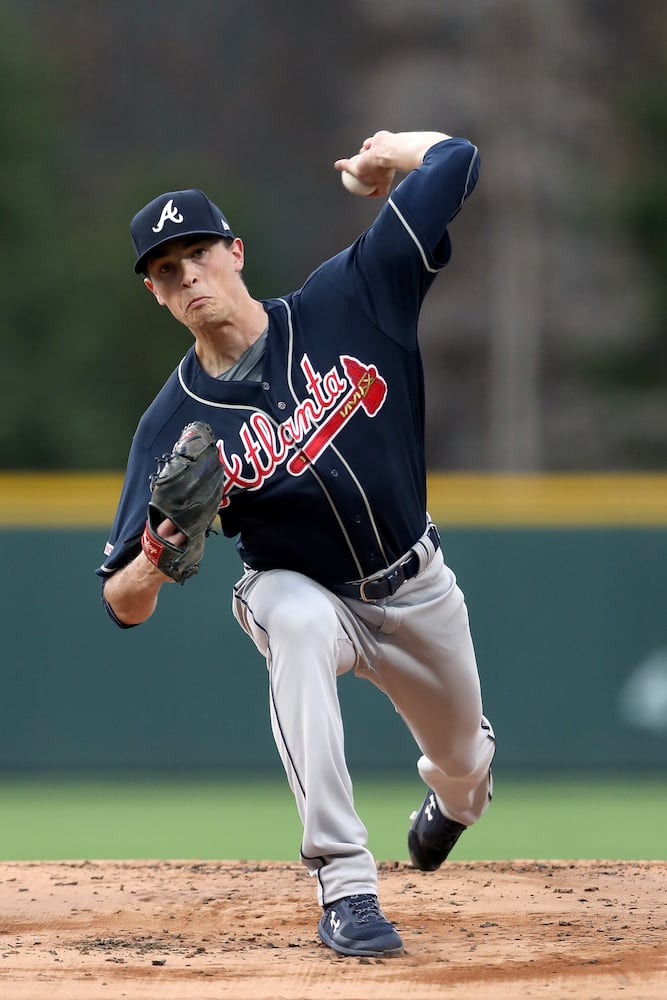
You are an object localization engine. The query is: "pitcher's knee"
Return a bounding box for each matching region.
[437,751,479,781]
[267,591,339,651]
[425,732,490,782]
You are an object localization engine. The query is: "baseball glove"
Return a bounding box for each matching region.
[141,421,225,583]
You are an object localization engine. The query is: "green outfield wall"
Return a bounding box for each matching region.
[1,474,666,773]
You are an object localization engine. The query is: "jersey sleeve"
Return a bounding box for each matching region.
[95,433,155,578]
[308,137,480,348]
[387,136,480,269]
[96,361,198,580]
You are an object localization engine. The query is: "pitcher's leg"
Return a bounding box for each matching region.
[233,569,377,905]
[366,563,495,828]
[409,590,494,826]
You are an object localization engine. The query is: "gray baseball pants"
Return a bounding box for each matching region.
[232,526,495,906]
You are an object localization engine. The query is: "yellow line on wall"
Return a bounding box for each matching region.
[0,473,124,528]
[0,472,666,528]
[427,473,667,525]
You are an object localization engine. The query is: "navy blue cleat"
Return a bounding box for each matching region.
[408,788,467,871]
[318,893,404,957]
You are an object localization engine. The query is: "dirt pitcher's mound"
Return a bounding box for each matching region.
[0,859,665,999]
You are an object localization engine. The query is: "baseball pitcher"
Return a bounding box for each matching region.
[97,130,496,957]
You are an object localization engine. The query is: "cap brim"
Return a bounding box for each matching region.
[133,228,232,274]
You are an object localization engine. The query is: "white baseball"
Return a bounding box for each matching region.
[340,157,376,197]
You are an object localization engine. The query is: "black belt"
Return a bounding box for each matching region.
[334,524,440,603]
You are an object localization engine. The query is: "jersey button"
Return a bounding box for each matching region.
[277,401,286,410]
[262,381,270,390]
[330,468,338,477]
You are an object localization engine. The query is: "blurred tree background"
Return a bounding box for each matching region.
[1,0,665,471]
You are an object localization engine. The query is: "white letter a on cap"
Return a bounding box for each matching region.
[152,199,184,233]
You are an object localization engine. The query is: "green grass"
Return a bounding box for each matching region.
[0,774,664,862]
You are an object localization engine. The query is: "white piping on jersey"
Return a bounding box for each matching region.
[462,145,480,204]
[277,297,390,574]
[328,441,390,565]
[177,357,260,413]
[387,198,438,274]
[298,460,365,579]
[388,142,479,274]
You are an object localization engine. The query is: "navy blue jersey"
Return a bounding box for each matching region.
[98,138,479,586]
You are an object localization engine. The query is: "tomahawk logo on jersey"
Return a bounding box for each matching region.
[97,138,480,587]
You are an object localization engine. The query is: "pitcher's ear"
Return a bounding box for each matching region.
[144,277,164,306]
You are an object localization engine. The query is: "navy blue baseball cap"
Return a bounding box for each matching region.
[130,189,235,274]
